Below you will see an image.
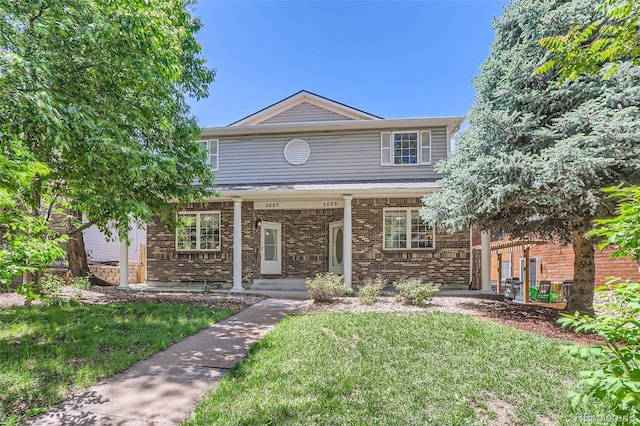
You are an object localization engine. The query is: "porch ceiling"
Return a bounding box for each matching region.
[206,180,441,200]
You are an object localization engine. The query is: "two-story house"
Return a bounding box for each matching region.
[146,91,469,291]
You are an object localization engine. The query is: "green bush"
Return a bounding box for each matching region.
[358,275,386,305]
[305,273,345,303]
[16,272,91,306]
[559,279,640,423]
[393,279,440,307]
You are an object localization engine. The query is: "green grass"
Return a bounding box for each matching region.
[186,312,608,426]
[0,302,233,424]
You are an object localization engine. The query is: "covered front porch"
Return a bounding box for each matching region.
[137,180,472,291]
[477,235,571,308]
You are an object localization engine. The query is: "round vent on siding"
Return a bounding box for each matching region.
[284,139,310,165]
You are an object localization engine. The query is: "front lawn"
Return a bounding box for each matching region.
[0,302,233,424]
[186,312,608,425]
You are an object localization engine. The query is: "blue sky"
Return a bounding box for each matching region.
[189,0,512,127]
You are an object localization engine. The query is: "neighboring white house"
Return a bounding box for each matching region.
[84,225,146,263]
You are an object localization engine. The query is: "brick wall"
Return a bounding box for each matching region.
[256,208,344,278]
[486,238,640,286]
[146,198,470,287]
[351,198,469,286]
[89,263,142,285]
[147,201,256,284]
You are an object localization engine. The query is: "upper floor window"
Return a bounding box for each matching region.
[383,208,434,250]
[380,131,431,166]
[198,139,219,171]
[176,211,220,251]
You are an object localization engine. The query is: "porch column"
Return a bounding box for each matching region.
[480,230,491,292]
[343,195,353,290]
[231,198,244,292]
[496,253,503,294]
[523,246,530,304]
[119,237,129,289]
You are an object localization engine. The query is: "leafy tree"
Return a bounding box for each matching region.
[421,0,640,314]
[589,186,640,269]
[559,279,640,423]
[536,0,640,80]
[1,1,215,281]
[0,140,65,287]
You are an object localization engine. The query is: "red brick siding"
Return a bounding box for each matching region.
[484,237,640,285]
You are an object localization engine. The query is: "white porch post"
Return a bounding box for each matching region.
[119,237,129,289]
[343,195,353,290]
[480,230,491,292]
[232,198,244,292]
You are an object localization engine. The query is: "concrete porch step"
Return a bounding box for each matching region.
[440,283,472,291]
[251,278,307,291]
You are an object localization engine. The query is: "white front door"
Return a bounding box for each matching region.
[329,221,344,274]
[261,222,281,275]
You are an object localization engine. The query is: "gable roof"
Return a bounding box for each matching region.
[228,90,382,126]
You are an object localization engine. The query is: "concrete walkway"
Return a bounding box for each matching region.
[26,299,302,426]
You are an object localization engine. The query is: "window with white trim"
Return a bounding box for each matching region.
[380,131,431,166]
[198,139,219,171]
[383,208,434,249]
[176,211,220,251]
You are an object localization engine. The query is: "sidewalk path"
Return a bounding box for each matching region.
[26,299,302,426]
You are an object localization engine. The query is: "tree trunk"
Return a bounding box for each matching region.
[565,218,595,315]
[66,212,112,286]
[67,226,90,278]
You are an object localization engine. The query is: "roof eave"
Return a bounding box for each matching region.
[202,116,466,138]
[205,185,441,201]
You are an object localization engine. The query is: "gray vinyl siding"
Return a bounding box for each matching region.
[210,127,448,184]
[260,102,354,124]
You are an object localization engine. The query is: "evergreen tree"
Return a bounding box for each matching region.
[421,0,640,314]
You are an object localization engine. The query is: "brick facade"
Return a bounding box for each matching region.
[492,244,640,285]
[477,235,640,286]
[147,198,470,288]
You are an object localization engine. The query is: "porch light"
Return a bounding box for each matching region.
[255,219,262,229]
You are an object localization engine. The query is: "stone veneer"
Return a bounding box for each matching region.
[147,198,470,288]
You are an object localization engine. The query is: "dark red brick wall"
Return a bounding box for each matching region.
[351,198,469,286]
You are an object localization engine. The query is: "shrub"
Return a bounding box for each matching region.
[305,273,345,303]
[16,272,91,306]
[359,275,386,305]
[393,279,440,307]
[558,279,640,422]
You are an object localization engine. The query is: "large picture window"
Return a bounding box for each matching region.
[176,211,220,251]
[384,208,434,250]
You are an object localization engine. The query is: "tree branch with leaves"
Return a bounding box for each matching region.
[1,0,216,282]
[536,0,640,80]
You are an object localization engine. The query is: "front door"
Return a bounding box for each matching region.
[261,222,281,275]
[329,221,344,274]
[520,257,538,284]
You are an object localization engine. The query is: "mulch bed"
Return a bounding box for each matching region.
[0,285,266,313]
[464,300,601,344]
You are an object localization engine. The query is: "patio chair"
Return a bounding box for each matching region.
[507,278,523,302]
[537,280,552,302]
[503,278,515,300]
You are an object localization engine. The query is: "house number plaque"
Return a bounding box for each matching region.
[254,200,344,210]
